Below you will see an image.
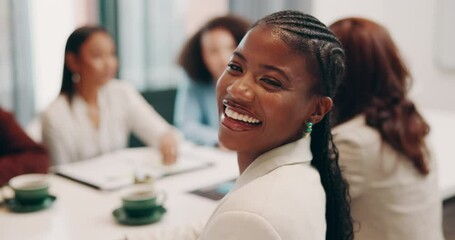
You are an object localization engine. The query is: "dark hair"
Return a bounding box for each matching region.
[329,18,430,174]
[178,15,250,84]
[60,25,110,102]
[255,11,353,240]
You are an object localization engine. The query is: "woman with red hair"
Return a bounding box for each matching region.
[330,18,444,240]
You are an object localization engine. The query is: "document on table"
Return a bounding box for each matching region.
[55,146,214,190]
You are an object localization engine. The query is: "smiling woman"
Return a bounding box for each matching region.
[197,10,353,240]
[217,27,327,172]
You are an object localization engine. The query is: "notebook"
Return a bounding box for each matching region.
[55,146,214,190]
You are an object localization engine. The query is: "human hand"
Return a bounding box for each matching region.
[159,131,178,165]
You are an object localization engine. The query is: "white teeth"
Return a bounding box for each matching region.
[224,107,261,124]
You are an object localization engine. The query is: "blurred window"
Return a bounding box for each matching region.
[0,0,35,126]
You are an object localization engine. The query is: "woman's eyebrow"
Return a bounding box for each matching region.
[234,51,290,83]
[233,51,246,61]
[259,64,290,83]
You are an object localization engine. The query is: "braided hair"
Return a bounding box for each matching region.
[254,11,353,240]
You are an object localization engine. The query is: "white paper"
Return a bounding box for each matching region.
[55,146,214,190]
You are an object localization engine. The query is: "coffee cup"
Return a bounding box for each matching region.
[6,174,49,205]
[121,185,166,218]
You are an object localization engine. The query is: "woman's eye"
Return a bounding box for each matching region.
[261,78,282,88]
[227,63,242,73]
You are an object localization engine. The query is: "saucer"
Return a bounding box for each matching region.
[113,205,166,226]
[4,195,57,213]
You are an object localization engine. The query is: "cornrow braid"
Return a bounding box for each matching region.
[255,11,353,240]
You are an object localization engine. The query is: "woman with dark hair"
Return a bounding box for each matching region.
[197,10,353,239]
[330,18,444,240]
[174,15,250,146]
[42,26,179,166]
[129,10,352,240]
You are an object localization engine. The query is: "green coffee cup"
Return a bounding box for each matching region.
[8,174,49,205]
[121,185,166,218]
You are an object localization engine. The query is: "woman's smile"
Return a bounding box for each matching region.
[221,99,262,132]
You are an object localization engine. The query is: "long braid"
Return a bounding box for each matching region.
[255,11,353,240]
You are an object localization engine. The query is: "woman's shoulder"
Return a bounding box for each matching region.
[332,114,366,132]
[42,95,71,118]
[212,164,326,238]
[41,95,74,130]
[0,107,13,121]
[223,163,325,215]
[264,163,325,199]
[332,114,381,145]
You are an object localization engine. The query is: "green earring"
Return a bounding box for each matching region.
[304,122,313,138]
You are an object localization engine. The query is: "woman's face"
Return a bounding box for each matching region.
[75,32,118,87]
[217,24,319,156]
[201,28,237,82]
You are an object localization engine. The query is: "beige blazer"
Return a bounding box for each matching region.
[333,114,444,240]
[128,138,325,240]
[199,137,326,240]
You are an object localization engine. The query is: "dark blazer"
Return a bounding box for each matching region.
[0,108,50,185]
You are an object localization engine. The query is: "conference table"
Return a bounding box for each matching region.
[1,108,454,240]
[0,144,238,240]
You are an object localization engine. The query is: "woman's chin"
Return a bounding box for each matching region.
[218,138,236,151]
[100,78,111,85]
[218,133,244,152]
[218,133,255,153]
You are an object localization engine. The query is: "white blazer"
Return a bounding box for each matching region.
[332,114,444,240]
[127,137,326,240]
[199,137,326,240]
[41,80,172,165]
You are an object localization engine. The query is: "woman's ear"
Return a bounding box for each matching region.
[65,52,80,73]
[308,96,333,124]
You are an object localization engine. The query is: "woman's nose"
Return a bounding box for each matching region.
[227,77,255,103]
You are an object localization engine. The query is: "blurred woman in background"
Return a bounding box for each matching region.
[174,15,250,147]
[42,26,179,166]
[330,18,444,240]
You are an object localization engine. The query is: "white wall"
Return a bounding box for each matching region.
[30,0,96,113]
[0,0,13,110]
[313,0,455,111]
[30,0,76,112]
[185,0,228,36]
[29,1,454,112]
